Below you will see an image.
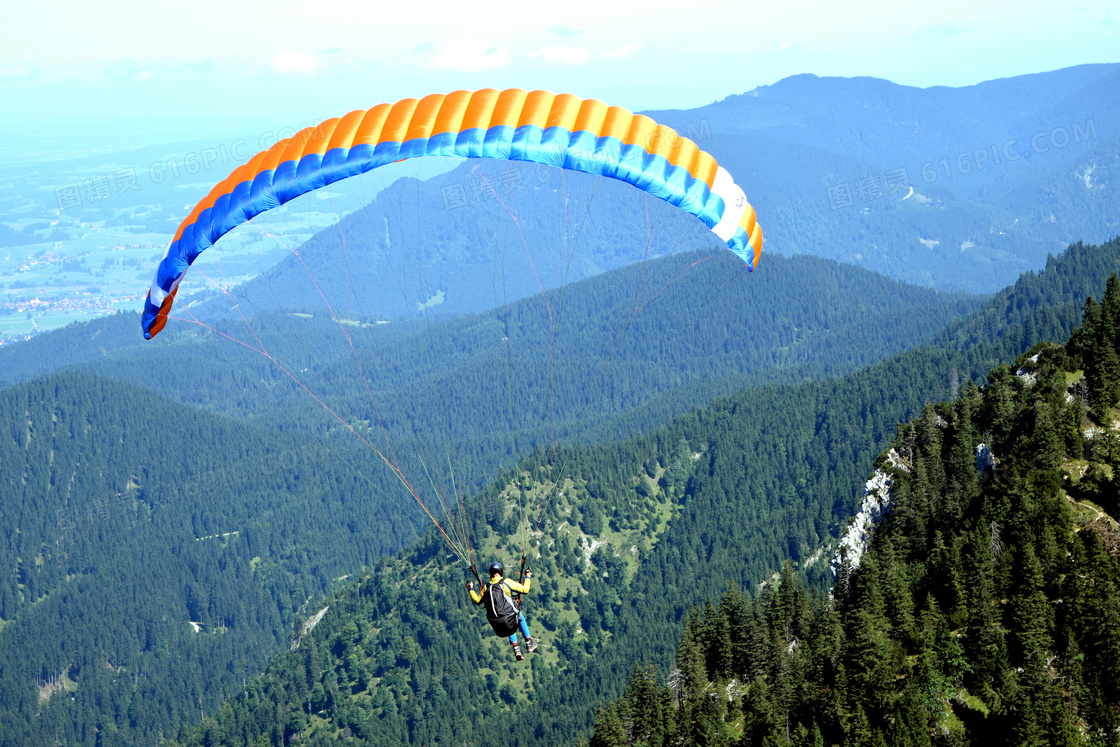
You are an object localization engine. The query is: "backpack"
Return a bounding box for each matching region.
[483,581,521,637]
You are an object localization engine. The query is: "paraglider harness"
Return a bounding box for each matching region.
[471,557,529,638]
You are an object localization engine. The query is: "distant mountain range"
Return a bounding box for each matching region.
[644,64,1120,291]
[2,65,1116,342]
[189,64,1120,322]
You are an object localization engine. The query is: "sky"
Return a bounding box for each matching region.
[2,0,1119,148]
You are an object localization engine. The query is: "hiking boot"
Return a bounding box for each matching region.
[526,637,538,653]
[512,642,524,661]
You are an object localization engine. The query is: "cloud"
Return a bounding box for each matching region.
[908,23,968,42]
[758,41,800,57]
[1105,4,1120,28]
[550,25,584,38]
[426,41,509,72]
[528,46,590,65]
[269,49,320,75]
[103,58,154,82]
[599,44,640,61]
[0,64,39,80]
[181,60,218,75]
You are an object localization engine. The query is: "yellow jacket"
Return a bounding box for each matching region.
[469,574,530,605]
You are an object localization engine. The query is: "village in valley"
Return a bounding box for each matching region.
[0,144,339,343]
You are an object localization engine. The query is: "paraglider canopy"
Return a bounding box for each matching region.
[141,88,763,340]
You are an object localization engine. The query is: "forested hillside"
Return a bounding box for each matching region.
[0,374,420,746]
[1,253,979,416]
[5,238,1120,745]
[589,277,1120,747]
[0,251,982,747]
[1,253,982,501]
[594,239,1120,441]
[165,239,1120,746]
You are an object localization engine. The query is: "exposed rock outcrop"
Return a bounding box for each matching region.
[831,467,894,581]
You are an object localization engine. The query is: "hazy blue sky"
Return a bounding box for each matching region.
[3,0,1118,146]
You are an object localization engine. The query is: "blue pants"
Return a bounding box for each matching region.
[509,614,531,644]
